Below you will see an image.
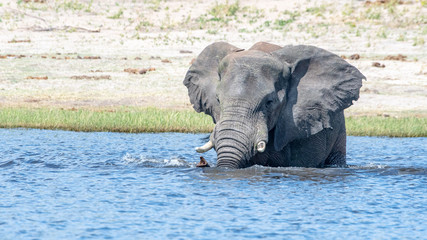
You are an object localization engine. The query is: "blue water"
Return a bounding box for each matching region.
[0,129,426,239]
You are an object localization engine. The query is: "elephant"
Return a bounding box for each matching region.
[183,42,365,168]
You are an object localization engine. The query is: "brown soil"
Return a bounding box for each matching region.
[372,62,386,68]
[26,76,48,80]
[349,54,361,60]
[124,68,156,75]
[70,75,111,80]
[384,54,407,61]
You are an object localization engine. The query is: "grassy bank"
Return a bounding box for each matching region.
[0,107,214,133]
[0,108,426,137]
[346,116,427,137]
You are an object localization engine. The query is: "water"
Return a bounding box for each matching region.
[0,129,426,239]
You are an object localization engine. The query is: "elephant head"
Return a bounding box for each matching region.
[184,42,365,168]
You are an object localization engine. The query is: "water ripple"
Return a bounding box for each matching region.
[0,129,425,239]
[0,160,15,168]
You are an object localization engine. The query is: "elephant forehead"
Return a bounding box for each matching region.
[220,52,282,82]
[218,68,276,100]
[222,51,282,71]
[218,51,283,98]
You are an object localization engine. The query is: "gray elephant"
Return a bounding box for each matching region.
[184,42,365,168]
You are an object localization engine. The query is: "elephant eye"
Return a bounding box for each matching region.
[266,100,273,108]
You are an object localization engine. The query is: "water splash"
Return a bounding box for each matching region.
[121,153,194,168]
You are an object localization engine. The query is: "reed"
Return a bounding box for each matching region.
[0,107,214,133]
[0,108,426,137]
[346,116,427,137]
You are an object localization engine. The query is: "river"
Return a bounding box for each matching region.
[0,129,425,239]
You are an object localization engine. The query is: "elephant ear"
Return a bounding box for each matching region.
[183,42,243,123]
[272,45,365,151]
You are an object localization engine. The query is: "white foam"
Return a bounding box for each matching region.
[121,153,191,168]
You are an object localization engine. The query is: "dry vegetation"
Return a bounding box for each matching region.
[0,0,426,117]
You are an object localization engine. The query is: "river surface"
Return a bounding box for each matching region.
[0,129,426,239]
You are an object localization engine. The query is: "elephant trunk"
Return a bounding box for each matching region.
[215,130,253,168]
[214,105,260,168]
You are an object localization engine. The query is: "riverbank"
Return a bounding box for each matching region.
[0,107,214,133]
[1,107,426,137]
[1,0,426,136]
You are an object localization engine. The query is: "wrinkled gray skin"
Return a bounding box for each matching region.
[184,42,365,168]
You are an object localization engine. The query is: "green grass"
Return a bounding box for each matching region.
[54,0,88,12]
[209,0,240,18]
[0,108,426,137]
[346,116,427,137]
[108,8,124,19]
[0,107,214,133]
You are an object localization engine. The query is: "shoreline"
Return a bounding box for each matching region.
[1,107,426,137]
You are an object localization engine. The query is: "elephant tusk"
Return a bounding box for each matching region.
[195,140,214,153]
[257,141,266,153]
